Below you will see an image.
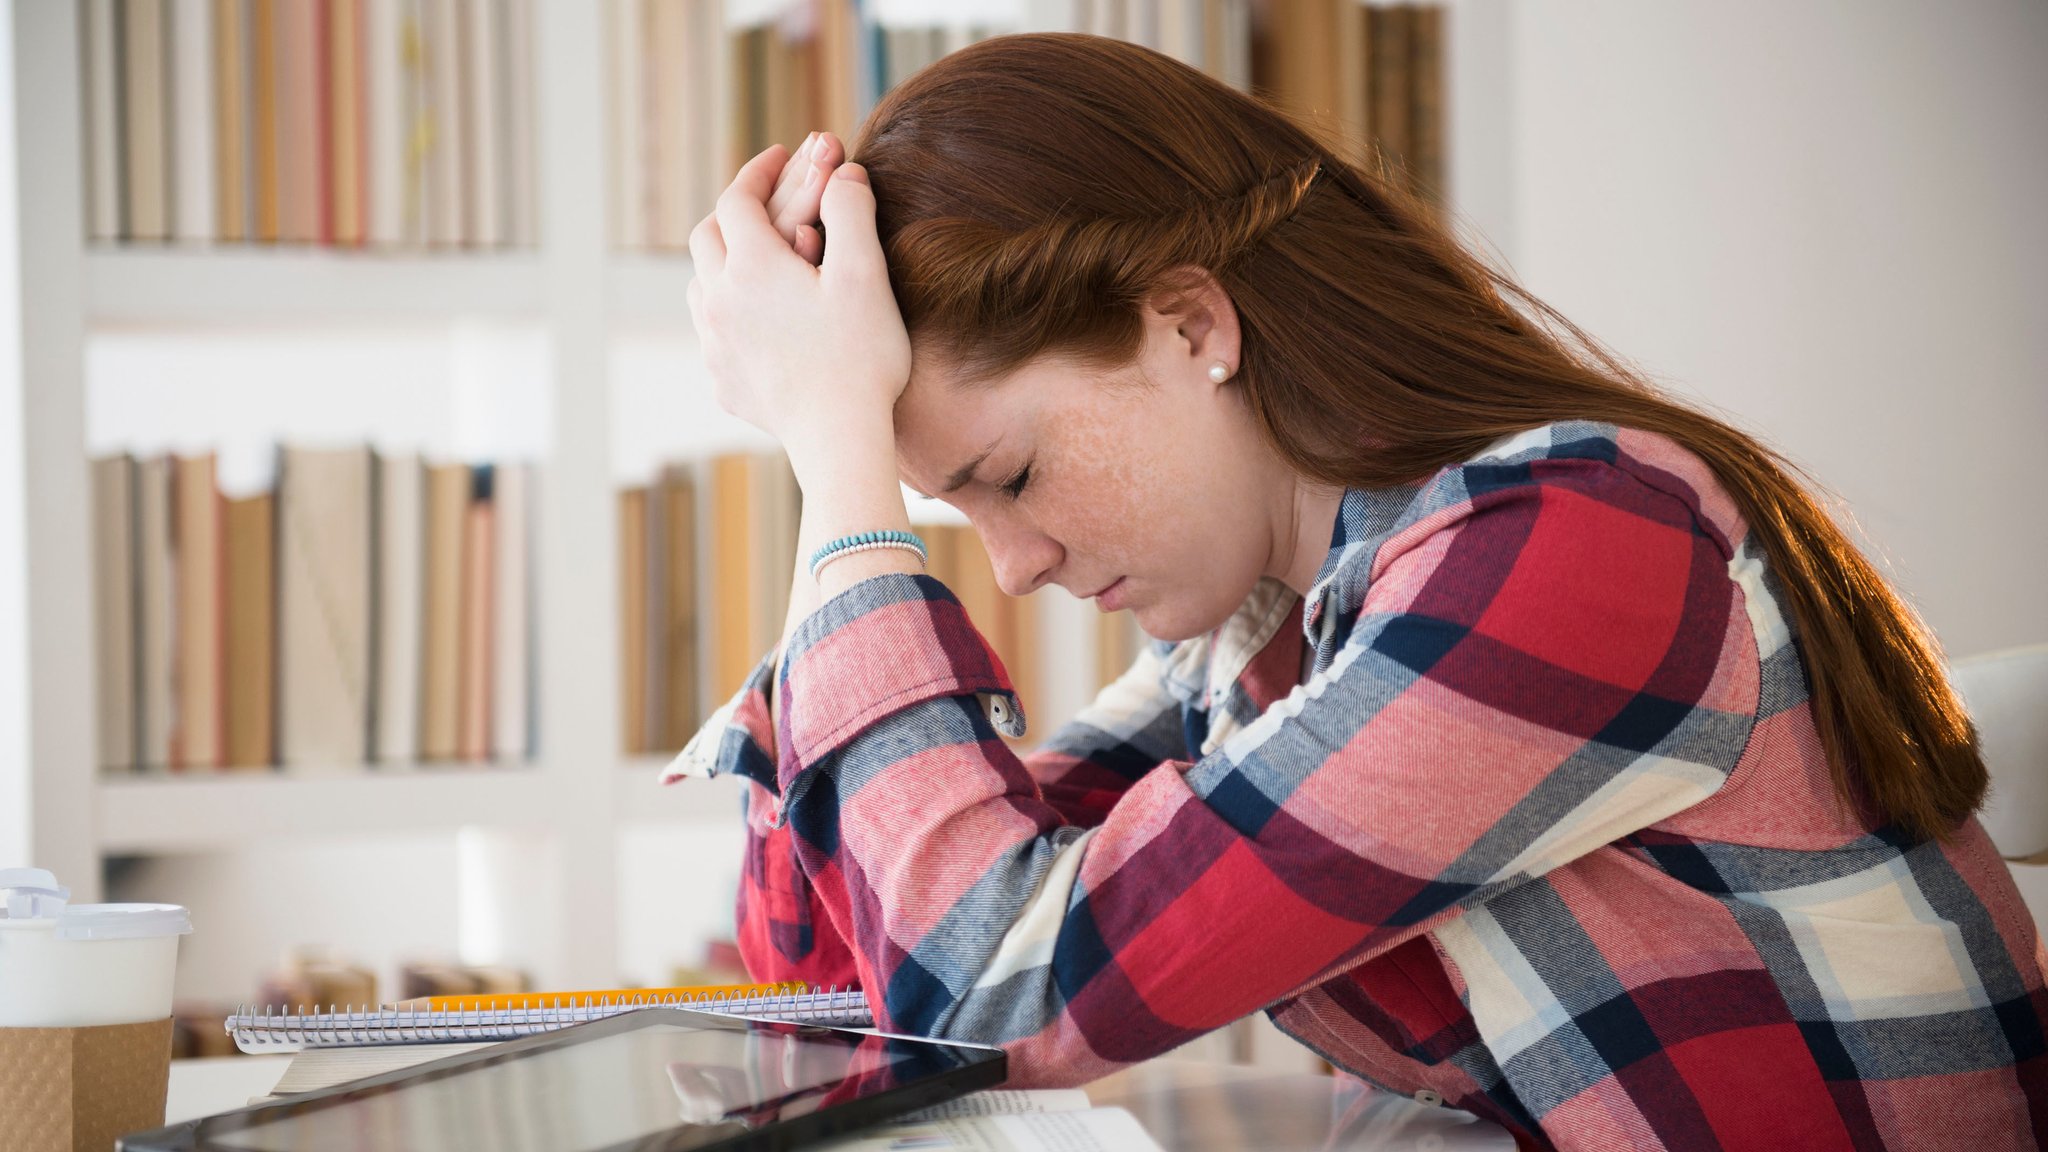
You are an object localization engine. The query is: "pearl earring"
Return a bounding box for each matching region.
[1208,362,1230,383]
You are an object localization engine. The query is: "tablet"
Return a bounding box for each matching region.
[121,1008,1008,1152]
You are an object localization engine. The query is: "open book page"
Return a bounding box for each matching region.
[900,1089,1091,1120]
[817,1107,1164,1152]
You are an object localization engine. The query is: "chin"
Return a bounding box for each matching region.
[1132,592,1242,645]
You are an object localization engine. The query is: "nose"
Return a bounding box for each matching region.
[975,514,1062,598]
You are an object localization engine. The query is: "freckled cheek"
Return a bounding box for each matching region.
[1044,443,1199,574]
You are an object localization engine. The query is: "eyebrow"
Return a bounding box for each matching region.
[941,439,1001,494]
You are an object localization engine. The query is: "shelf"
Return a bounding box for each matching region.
[615,760,747,827]
[94,763,746,853]
[84,248,549,327]
[96,767,558,853]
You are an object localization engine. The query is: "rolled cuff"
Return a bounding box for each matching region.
[775,573,1027,795]
[661,650,779,793]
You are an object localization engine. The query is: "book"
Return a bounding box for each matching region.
[123,0,173,242]
[172,452,225,770]
[501,0,537,247]
[424,0,464,245]
[373,451,423,764]
[277,446,374,769]
[84,0,124,242]
[136,455,175,772]
[273,0,319,243]
[222,491,276,770]
[457,465,495,761]
[251,0,280,241]
[704,460,746,703]
[1367,4,1414,185]
[464,0,503,247]
[643,475,668,753]
[618,486,648,754]
[363,0,406,246]
[170,0,217,243]
[213,0,249,241]
[658,464,697,749]
[400,0,434,244]
[91,456,138,772]
[328,0,367,245]
[419,461,469,759]
[491,461,529,760]
[646,0,692,249]
[1408,3,1445,202]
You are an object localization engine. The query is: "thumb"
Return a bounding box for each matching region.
[818,163,886,281]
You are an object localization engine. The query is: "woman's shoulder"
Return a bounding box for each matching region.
[1308,421,1761,643]
[1450,420,1745,546]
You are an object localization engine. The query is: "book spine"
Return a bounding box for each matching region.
[364,0,405,246]
[251,0,279,240]
[85,0,126,242]
[122,0,172,241]
[91,456,139,772]
[464,0,502,247]
[171,0,217,243]
[213,0,248,241]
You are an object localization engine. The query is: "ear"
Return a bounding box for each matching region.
[1150,266,1241,392]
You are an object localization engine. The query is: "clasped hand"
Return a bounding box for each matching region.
[685,134,912,480]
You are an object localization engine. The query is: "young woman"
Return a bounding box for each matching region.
[670,33,2045,1151]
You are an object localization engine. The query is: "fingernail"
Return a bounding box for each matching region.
[801,131,818,158]
[803,159,820,189]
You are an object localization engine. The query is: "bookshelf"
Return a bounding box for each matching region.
[5,0,1471,995]
[84,250,548,326]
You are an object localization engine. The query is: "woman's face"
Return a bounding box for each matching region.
[893,287,1303,643]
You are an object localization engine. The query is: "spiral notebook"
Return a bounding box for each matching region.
[224,985,874,1053]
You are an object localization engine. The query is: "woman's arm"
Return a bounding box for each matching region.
[768,462,1756,1084]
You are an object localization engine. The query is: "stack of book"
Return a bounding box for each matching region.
[617,452,799,756]
[1249,1,1445,201]
[608,0,1444,250]
[619,453,1073,756]
[82,0,537,248]
[89,447,534,774]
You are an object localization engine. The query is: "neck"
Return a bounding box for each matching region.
[1272,477,1344,598]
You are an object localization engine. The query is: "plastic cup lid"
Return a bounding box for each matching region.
[0,867,191,939]
[50,903,193,941]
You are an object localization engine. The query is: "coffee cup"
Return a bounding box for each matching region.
[0,867,192,1152]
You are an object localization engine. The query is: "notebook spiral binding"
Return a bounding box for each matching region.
[223,986,874,1053]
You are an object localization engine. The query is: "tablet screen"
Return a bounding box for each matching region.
[201,1019,958,1152]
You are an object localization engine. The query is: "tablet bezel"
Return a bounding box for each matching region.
[119,1008,1008,1152]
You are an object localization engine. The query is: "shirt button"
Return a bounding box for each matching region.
[1413,1089,1444,1107]
[986,696,1010,724]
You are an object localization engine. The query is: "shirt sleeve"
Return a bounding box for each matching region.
[1019,642,1189,828]
[664,653,862,989]
[768,460,1760,1085]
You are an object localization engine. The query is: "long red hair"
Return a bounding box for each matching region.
[848,33,1984,842]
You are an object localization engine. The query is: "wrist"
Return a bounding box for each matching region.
[782,410,897,491]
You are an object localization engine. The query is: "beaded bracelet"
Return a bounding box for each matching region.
[808,529,929,580]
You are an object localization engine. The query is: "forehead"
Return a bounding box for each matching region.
[894,355,1074,489]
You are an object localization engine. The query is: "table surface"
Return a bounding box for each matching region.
[168,1053,1515,1151]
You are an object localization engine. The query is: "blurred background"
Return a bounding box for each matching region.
[0,0,2042,1064]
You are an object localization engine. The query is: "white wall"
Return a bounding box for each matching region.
[1481,0,2048,660]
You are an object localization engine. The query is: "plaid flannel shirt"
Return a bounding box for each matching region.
[665,422,2047,1150]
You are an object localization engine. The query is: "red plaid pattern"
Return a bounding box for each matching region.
[665,423,2047,1150]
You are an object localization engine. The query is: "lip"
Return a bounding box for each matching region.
[1090,577,1128,611]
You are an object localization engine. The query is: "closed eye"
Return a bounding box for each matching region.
[999,462,1032,500]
